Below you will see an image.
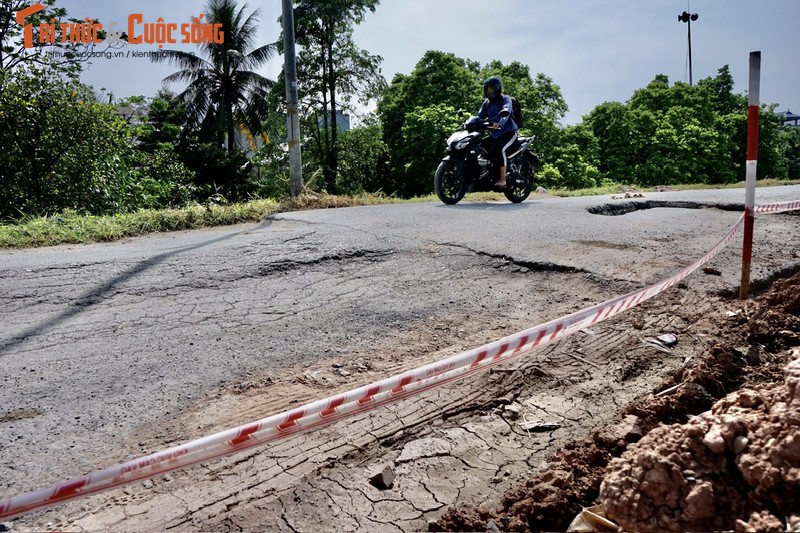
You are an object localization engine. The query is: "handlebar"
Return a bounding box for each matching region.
[462,119,493,132]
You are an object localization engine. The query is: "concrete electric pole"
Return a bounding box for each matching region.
[282,0,303,197]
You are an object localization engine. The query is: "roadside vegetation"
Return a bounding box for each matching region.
[2,0,799,248]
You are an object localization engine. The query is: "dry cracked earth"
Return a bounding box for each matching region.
[1,191,799,532]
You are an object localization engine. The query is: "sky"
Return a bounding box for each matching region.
[63,0,800,126]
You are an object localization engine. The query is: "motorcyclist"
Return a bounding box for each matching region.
[478,77,518,189]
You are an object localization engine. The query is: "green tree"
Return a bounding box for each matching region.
[541,123,600,189]
[755,104,787,180]
[379,50,481,153]
[152,0,277,152]
[134,89,189,151]
[290,0,384,194]
[584,102,656,183]
[0,66,194,218]
[634,106,736,185]
[378,50,482,196]
[122,89,253,203]
[697,65,745,117]
[0,0,96,76]
[582,69,780,186]
[0,66,127,217]
[398,104,462,196]
[251,83,292,198]
[780,127,800,181]
[335,118,390,195]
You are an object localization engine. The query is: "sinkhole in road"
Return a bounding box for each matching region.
[587,200,745,216]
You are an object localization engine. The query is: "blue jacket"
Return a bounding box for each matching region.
[478,95,518,138]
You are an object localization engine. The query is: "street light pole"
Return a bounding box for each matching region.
[678,11,699,86]
[282,0,303,197]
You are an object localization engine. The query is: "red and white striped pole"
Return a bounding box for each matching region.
[740,51,760,300]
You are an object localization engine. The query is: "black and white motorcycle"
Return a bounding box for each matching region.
[434,112,540,205]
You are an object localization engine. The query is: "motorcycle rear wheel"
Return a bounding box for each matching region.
[504,157,535,203]
[434,160,468,205]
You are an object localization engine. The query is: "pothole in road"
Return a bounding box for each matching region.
[587,200,745,216]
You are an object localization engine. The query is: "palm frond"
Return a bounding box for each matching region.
[243,42,278,70]
[151,49,209,71]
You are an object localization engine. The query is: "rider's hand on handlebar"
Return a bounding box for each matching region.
[491,123,501,130]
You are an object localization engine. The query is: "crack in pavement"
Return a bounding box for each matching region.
[279,216,623,286]
[438,241,594,276]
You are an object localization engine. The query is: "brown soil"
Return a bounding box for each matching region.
[431,272,800,532]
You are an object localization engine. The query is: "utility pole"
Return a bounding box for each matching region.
[282,0,303,197]
[678,10,699,86]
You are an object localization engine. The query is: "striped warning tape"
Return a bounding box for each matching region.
[755,200,800,214]
[1,198,797,521]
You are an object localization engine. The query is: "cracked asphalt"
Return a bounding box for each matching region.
[1,186,799,531]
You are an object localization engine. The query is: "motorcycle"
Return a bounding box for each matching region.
[434,111,540,205]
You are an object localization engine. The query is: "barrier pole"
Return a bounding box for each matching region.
[740,51,761,300]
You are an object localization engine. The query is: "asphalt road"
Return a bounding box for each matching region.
[1,185,799,502]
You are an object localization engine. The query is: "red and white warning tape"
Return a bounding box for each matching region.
[1,199,797,521]
[755,200,800,214]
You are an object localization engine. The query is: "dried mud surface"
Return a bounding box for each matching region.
[433,272,800,533]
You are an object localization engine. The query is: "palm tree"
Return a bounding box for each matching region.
[153,0,276,152]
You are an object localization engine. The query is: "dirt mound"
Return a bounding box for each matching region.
[601,353,800,532]
[429,440,615,532]
[747,274,800,351]
[430,271,800,532]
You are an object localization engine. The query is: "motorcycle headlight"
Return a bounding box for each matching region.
[455,139,470,150]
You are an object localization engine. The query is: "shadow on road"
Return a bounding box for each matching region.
[436,201,538,211]
[0,220,271,356]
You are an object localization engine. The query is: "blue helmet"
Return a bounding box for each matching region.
[483,77,503,101]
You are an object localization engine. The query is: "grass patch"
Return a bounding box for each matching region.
[0,199,281,249]
[548,184,625,197]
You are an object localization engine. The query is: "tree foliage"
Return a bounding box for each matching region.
[290,0,384,194]
[780,127,800,181]
[335,118,390,195]
[132,90,255,201]
[0,67,193,220]
[378,51,480,197]
[378,52,570,196]
[580,66,787,186]
[0,0,96,76]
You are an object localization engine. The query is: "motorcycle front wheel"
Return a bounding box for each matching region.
[434,160,468,205]
[504,157,535,204]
